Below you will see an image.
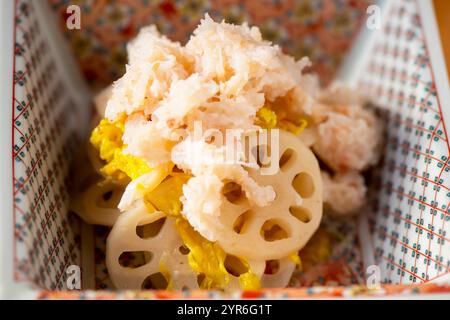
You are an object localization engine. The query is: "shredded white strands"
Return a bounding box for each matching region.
[313,110,380,172]
[105,26,193,121]
[186,15,313,115]
[313,83,383,172]
[122,113,174,167]
[322,170,367,216]
[151,74,220,139]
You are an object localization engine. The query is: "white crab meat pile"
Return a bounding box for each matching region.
[102,15,382,239]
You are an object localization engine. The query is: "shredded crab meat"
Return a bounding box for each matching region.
[98,16,384,224]
[122,114,175,167]
[171,136,275,207]
[186,15,311,105]
[312,85,382,172]
[313,109,381,172]
[322,170,367,216]
[318,82,367,107]
[105,26,193,120]
[112,14,315,160]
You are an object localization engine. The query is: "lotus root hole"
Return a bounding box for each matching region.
[142,272,168,289]
[292,172,315,198]
[222,181,245,204]
[136,218,166,239]
[260,220,289,242]
[233,210,253,234]
[289,206,311,223]
[224,255,249,277]
[264,260,280,275]
[119,251,153,268]
[279,148,295,171]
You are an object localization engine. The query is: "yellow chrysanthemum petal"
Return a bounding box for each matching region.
[289,252,302,272]
[90,116,152,181]
[256,107,277,129]
[144,174,191,217]
[238,271,261,291]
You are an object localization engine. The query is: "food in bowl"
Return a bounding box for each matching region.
[71,14,382,290]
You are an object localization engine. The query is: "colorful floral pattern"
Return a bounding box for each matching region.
[38,282,450,299]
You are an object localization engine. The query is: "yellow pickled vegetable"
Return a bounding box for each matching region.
[256,105,308,135]
[299,228,333,271]
[278,118,308,136]
[238,271,261,291]
[90,116,152,181]
[90,117,124,162]
[144,174,191,216]
[256,107,277,129]
[102,150,153,181]
[289,252,302,271]
[175,218,230,289]
[175,218,260,290]
[159,260,173,290]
